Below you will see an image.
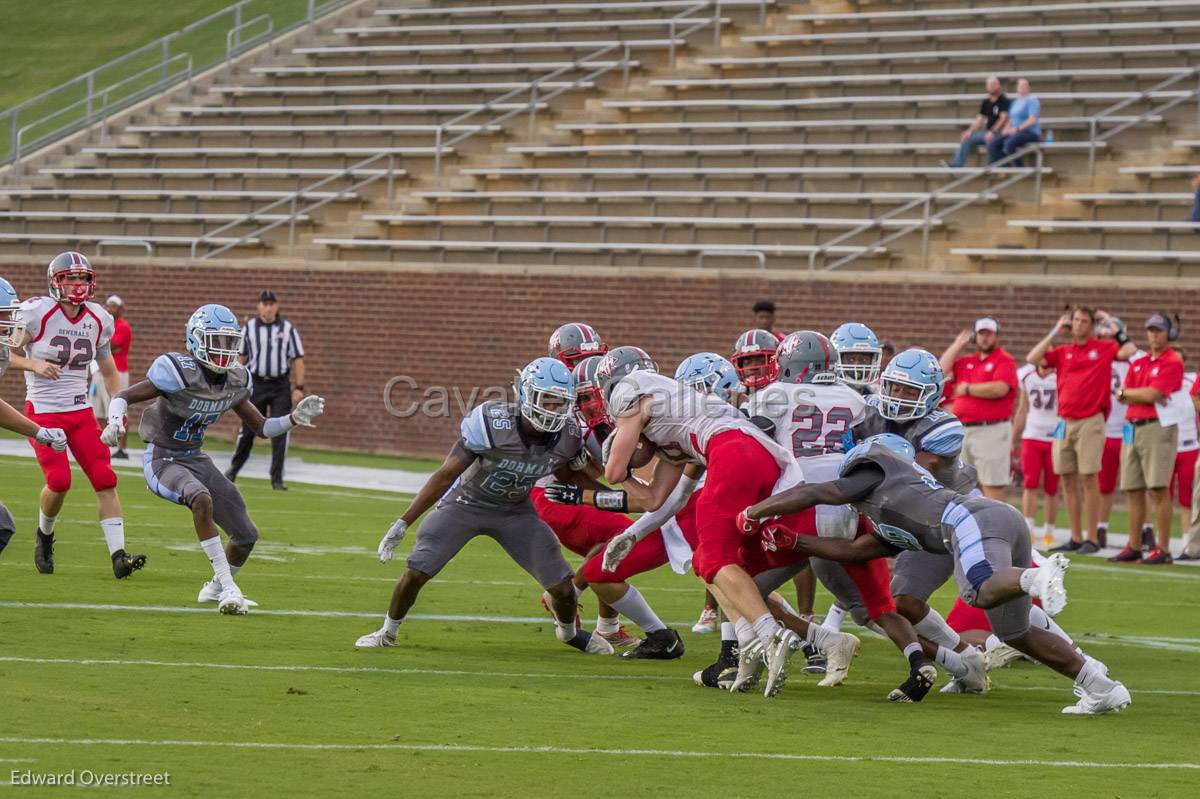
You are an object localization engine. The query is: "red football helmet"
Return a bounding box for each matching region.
[731,328,780,391]
[549,322,608,368]
[47,251,96,305]
[571,355,609,430]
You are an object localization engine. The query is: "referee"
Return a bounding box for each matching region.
[226,290,306,490]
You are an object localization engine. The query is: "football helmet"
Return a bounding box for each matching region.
[841,433,916,475]
[674,352,743,404]
[731,328,779,391]
[549,322,608,368]
[572,355,609,430]
[830,322,882,388]
[875,348,945,422]
[776,331,838,385]
[594,345,658,402]
[515,356,576,434]
[0,276,23,347]
[186,304,244,374]
[47,251,96,305]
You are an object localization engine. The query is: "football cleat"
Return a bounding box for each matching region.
[692,607,719,634]
[729,638,767,693]
[888,661,939,703]
[217,585,249,616]
[941,647,991,694]
[579,630,615,655]
[763,628,803,698]
[34,529,54,574]
[1062,681,1132,715]
[355,628,397,649]
[600,625,641,649]
[694,641,739,689]
[621,628,684,660]
[111,549,146,579]
[1028,553,1069,616]
[817,632,861,687]
[801,642,828,675]
[197,579,257,607]
[984,641,1024,671]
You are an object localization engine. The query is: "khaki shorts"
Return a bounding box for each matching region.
[90,370,130,420]
[1051,412,1105,476]
[961,420,1013,487]
[1120,421,1177,491]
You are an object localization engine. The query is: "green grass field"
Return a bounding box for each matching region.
[1,453,1198,797]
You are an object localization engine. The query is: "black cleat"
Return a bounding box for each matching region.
[888,659,939,703]
[111,449,129,461]
[800,641,827,675]
[694,640,738,688]
[1050,539,1082,553]
[621,628,684,660]
[272,481,288,491]
[111,548,147,579]
[34,529,54,574]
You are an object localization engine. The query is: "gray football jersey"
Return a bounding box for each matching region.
[139,352,252,451]
[853,404,978,493]
[841,442,960,554]
[0,343,9,379]
[448,401,585,509]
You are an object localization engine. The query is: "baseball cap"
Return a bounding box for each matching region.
[974,317,999,333]
[1145,312,1171,330]
[105,294,124,306]
[259,290,278,303]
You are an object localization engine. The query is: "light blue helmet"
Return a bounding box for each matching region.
[840,433,916,477]
[874,348,944,421]
[674,352,744,404]
[830,322,882,388]
[515,356,576,433]
[185,304,244,374]
[0,276,23,347]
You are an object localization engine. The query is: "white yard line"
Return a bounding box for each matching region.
[0,737,1194,770]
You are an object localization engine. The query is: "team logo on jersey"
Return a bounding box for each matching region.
[875,523,922,551]
[1088,350,1099,360]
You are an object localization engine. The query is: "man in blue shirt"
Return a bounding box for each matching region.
[988,78,1041,168]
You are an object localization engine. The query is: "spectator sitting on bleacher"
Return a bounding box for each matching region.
[988,78,1041,169]
[1190,174,1200,223]
[945,76,1009,169]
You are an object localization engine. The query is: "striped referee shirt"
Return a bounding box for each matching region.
[241,316,304,380]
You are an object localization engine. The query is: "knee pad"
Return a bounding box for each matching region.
[89,465,118,493]
[45,471,72,494]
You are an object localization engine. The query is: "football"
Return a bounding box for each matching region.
[629,435,658,469]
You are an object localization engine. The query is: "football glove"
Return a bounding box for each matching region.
[543,482,582,505]
[602,530,637,573]
[378,518,407,563]
[736,507,761,536]
[99,421,125,447]
[761,521,801,553]
[292,395,326,427]
[35,427,68,452]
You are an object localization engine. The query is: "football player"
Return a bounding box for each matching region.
[830,322,884,395]
[0,276,69,555]
[7,253,145,578]
[361,358,613,656]
[102,305,325,614]
[1013,362,1060,545]
[548,322,608,369]
[742,434,1131,715]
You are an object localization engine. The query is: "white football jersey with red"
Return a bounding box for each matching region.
[747,381,867,482]
[1017,363,1058,442]
[17,296,114,413]
[1176,372,1198,454]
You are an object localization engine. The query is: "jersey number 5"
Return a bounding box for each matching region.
[791,404,855,457]
[47,335,94,369]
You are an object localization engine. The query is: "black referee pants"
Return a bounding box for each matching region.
[229,375,291,483]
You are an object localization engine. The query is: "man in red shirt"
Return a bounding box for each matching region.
[939,317,1019,500]
[91,295,133,458]
[1027,306,1136,554]
[1110,313,1184,565]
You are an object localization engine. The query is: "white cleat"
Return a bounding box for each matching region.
[1028,553,1070,616]
[582,631,615,655]
[729,638,766,693]
[355,628,397,649]
[217,585,249,616]
[984,641,1024,671]
[692,607,718,634]
[1062,681,1132,715]
[817,632,861,687]
[198,579,257,607]
[940,647,991,694]
[763,628,803,698]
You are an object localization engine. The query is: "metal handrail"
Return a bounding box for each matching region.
[698,248,765,268]
[226,15,275,80]
[192,0,752,260]
[97,239,154,256]
[808,66,1200,272]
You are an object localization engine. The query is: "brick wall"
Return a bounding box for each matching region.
[3,257,1199,458]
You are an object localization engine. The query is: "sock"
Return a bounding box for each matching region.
[595,615,620,635]
[751,612,780,645]
[383,614,402,636]
[720,621,737,642]
[553,619,577,643]
[1075,655,1117,692]
[200,536,235,589]
[1042,522,1054,536]
[822,604,847,632]
[805,622,840,652]
[573,583,584,598]
[902,642,924,668]
[733,618,755,648]
[1019,568,1039,595]
[1098,522,1108,533]
[608,586,667,634]
[229,563,242,577]
[913,609,962,649]
[935,645,968,678]
[1141,523,1153,533]
[100,517,125,556]
[1024,516,1036,532]
[39,511,57,536]
[1029,605,1074,645]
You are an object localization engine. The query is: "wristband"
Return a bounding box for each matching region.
[593,490,628,513]
[1115,330,1129,347]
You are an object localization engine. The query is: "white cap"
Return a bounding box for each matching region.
[106,294,124,306]
[974,317,998,333]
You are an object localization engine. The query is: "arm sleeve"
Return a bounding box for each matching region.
[621,474,699,542]
[459,405,494,454]
[14,300,43,341]
[920,418,965,456]
[829,463,885,504]
[147,355,187,393]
